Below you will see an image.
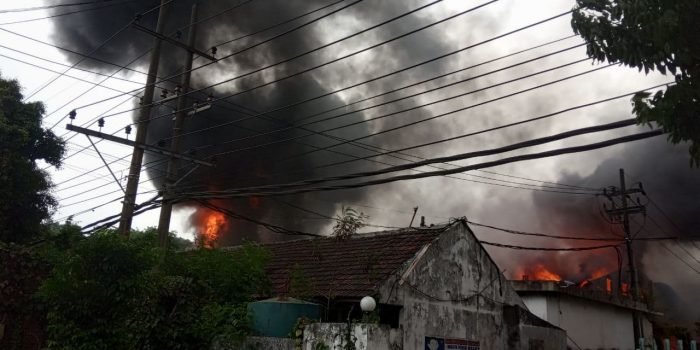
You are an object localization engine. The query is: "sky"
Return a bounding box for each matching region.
[1,0,699,314]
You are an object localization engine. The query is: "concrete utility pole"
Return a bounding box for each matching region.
[156,3,199,248]
[117,0,171,236]
[604,168,645,346]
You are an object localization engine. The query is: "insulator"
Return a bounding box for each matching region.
[139,96,144,105]
[125,125,132,135]
[175,85,182,94]
[68,109,77,120]
[207,93,213,102]
[211,46,217,56]
[134,13,142,22]
[161,89,168,99]
[175,30,182,40]
[192,101,199,110]
[98,118,105,128]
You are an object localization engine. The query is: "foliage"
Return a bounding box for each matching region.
[332,207,369,239]
[571,0,700,165]
[37,233,270,350]
[0,75,65,243]
[288,263,313,299]
[361,309,380,324]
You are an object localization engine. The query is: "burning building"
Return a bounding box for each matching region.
[512,272,658,350]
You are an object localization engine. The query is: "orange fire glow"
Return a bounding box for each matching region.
[198,210,226,248]
[518,264,562,281]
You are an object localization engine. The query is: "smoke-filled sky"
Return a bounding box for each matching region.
[1,0,698,320]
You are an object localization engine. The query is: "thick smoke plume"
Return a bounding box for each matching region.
[49,0,497,244]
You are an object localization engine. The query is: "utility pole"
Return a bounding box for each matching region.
[156,3,199,248]
[604,168,646,346]
[117,0,171,236]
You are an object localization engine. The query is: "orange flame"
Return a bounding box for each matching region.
[199,210,226,248]
[589,267,610,280]
[519,264,562,281]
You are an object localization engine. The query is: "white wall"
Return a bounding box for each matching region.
[523,293,636,350]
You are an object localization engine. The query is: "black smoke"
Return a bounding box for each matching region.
[49,0,498,244]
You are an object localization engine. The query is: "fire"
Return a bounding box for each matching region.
[518,264,562,281]
[588,267,610,280]
[198,210,226,248]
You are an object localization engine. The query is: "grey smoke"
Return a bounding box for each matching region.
[49,0,499,244]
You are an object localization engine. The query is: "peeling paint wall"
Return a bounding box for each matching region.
[302,323,401,350]
[377,223,565,350]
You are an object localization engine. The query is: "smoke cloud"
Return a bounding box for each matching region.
[49,0,698,326]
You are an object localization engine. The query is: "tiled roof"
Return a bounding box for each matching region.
[261,226,446,299]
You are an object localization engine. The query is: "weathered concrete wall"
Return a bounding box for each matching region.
[302,323,401,350]
[221,336,294,350]
[522,293,637,350]
[377,223,563,350]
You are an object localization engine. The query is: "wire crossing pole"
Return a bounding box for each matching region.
[604,168,646,346]
[117,0,170,236]
[619,168,643,345]
[156,3,199,248]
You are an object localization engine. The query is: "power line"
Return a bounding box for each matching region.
[0,0,140,25]
[17,0,169,102]
[185,119,632,198]
[210,62,613,160]
[480,240,622,251]
[0,0,129,13]
[176,43,587,147]
[172,129,663,200]
[51,0,360,160]
[83,0,501,125]
[65,0,367,114]
[467,220,624,241]
[56,6,568,164]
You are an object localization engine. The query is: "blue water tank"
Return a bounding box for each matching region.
[247,297,321,337]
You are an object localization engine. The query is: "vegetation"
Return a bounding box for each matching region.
[332,207,368,239]
[38,234,270,350]
[0,75,274,350]
[571,0,700,165]
[0,75,65,243]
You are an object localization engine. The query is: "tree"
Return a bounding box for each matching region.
[38,232,270,349]
[571,0,700,165]
[0,75,65,242]
[332,206,368,239]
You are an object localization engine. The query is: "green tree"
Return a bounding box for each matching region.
[571,0,700,165]
[0,75,65,242]
[38,232,270,350]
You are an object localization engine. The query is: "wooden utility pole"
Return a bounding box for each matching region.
[156,3,199,248]
[604,168,645,346]
[117,0,171,236]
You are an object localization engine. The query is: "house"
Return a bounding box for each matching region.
[512,276,657,350]
[241,219,566,350]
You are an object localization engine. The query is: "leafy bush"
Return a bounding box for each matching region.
[38,232,270,350]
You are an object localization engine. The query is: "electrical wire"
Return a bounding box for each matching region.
[65,0,368,114]
[467,220,624,241]
[209,62,614,161]
[183,119,633,198]
[0,0,140,25]
[56,7,570,165]
[175,44,588,147]
[17,0,169,102]
[172,130,664,200]
[0,0,130,13]
[52,0,361,161]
